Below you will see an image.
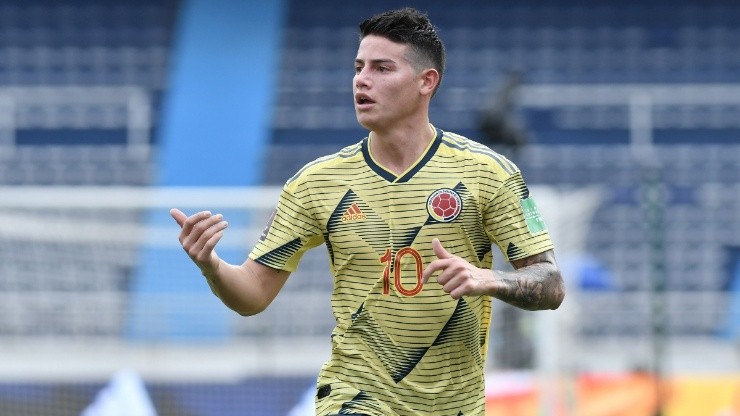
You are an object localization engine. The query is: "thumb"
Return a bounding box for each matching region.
[432,238,453,259]
[170,208,187,228]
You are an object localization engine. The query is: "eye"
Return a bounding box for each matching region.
[378,66,389,72]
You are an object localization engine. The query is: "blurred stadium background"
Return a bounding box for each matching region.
[1,0,739,415]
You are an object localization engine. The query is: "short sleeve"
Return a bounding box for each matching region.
[248,184,325,272]
[484,171,554,262]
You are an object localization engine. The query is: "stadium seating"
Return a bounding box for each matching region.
[0,0,176,186]
[0,1,177,343]
[2,0,740,339]
[271,0,740,339]
[2,2,739,414]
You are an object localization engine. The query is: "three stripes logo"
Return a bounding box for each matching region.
[341,203,367,222]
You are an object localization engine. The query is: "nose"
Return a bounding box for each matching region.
[354,68,369,90]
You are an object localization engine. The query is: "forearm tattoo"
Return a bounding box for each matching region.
[493,251,565,311]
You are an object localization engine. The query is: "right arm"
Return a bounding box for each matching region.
[171,208,290,316]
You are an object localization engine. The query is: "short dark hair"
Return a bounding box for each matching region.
[359,7,446,96]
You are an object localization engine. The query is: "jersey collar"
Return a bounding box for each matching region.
[362,126,443,184]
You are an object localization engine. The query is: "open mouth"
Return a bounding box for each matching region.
[355,95,375,105]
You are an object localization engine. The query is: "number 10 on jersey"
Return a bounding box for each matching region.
[380,247,423,296]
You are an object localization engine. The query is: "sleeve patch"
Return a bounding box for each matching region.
[520,197,547,235]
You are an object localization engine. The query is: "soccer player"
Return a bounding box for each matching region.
[171,7,565,416]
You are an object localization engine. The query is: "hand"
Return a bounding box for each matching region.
[170,208,229,277]
[421,238,491,299]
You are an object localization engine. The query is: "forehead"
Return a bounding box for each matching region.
[356,35,409,62]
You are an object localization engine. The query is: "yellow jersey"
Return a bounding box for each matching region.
[249,127,553,415]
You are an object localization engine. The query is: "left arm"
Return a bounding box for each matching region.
[489,249,564,310]
[421,239,565,311]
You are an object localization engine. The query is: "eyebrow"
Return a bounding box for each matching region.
[354,58,397,66]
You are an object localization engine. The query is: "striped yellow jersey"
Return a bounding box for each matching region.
[249,127,553,416]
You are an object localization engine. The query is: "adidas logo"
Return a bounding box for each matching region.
[341,203,367,222]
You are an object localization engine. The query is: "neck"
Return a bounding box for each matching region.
[368,120,435,176]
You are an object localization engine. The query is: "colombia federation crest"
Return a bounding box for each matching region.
[426,188,462,222]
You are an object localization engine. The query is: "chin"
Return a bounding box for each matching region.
[355,115,377,131]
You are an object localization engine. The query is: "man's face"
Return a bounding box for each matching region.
[353,35,425,131]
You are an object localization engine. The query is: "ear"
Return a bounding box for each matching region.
[419,68,440,97]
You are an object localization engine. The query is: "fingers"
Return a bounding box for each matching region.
[422,238,452,284]
[423,258,468,297]
[193,224,226,264]
[422,239,478,299]
[421,260,442,284]
[170,208,187,227]
[431,238,453,259]
[175,210,228,264]
[185,214,227,252]
[441,273,473,300]
[180,210,213,236]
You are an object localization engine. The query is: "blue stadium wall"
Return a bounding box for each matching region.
[128,0,285,340]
